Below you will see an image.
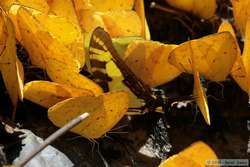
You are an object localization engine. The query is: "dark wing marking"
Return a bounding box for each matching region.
[88,30,111,92]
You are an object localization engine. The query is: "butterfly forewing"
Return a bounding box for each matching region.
[89,27,155,103]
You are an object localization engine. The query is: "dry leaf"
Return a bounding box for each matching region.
[48,91,128,139]
[24,80,94,108]
[169,32,237,81]
[159,141,218,167]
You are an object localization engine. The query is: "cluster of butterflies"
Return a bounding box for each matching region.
[87,27,195,116]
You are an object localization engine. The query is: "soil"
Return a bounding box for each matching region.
[0,0,250,167]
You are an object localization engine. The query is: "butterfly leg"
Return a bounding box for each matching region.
[126,108,148,115]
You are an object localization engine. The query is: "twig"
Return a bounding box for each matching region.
[150,2,195,34]
[150,2,180,15]
[17,112,89,167]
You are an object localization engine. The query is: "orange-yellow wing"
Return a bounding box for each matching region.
[0,0,49,13]
[242,20,250,96]
[165,0,217,19]
[134,0,150,39]
[0,0,49,41]
[101,10,142,37]
[35,31,81,71]
[32,12,84,67]
[159,141,218,167]
[45,59,103,96]
[169,32,237,81]
[17,7,47,68]
[218,21,248,93]
[17,7,81,71]
[17,7,84,69]
[89,0,134,12]
[0,12,24,119]
[73,0,142,37]
[124,40,181,87]
[72,0,105,33]
[24,80,94,108]
[47,0,78,24]
[232,0,250,36]
[16,58,24,101]
[190,41,210,125]
[0,10,7,59]
[48,91,128,139]
[193,68,210,125]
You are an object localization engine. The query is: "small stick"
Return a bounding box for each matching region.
[17,112,90,167]
[150,1,195,34]
[150,2,180,15]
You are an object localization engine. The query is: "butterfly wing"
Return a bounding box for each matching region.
[89,27,155,103]
[88,27,155,104]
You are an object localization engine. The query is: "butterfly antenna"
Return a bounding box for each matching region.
[108,124,129,134]
[168,94,197,103]
[110,124,128,131]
